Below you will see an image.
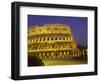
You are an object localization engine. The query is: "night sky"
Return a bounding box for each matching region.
[28,15,88,46]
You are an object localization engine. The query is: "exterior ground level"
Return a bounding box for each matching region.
[42,59,87,66]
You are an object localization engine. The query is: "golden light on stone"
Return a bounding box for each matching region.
[28,24,87,66]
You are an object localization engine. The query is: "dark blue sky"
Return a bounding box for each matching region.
[28,15,88,46]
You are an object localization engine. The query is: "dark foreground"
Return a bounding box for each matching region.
[28,56,87,66]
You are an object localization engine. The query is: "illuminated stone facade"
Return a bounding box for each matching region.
[28,24,81,60]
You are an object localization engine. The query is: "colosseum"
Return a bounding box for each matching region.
[28,24,87,66]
